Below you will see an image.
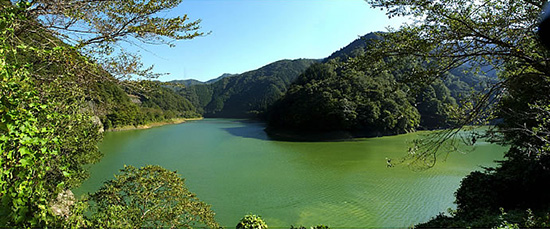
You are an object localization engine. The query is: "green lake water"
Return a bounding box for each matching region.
[76,119,507,228]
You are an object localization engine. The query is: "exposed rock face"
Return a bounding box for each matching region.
[128,94,142,104]
[91,115,104,133]
[50,190,75,219]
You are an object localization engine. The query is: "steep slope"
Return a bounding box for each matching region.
[265,32,497,137]
[266,62,420,137]
[206,73,236,84]
[168,73,236,87]
[90,78,200,130]
[181,59,318,118]
[324,32,382,62]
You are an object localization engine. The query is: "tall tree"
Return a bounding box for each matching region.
[365,0,550,226]
[22,0,204,79]
[363,0,550,167]
[0,0,207,227]
[90,165,219,228]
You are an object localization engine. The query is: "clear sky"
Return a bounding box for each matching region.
[134,0,409,82]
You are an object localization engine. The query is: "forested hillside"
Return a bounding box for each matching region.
[265,33,495,136]
[324,32,382,62]
[180,59,318,118]
[91,80,200,130]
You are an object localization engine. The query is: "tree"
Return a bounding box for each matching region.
[89,165,219,228]
[236,214,268,229]
[364,0,550,226]
[1,0,206,227]
[363,0,550,168]
[1,3,103,226]
[266,60,420,137]
[21,0,204,79]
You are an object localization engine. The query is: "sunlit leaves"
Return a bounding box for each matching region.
[89,165,219,229]
[21,0,204,79]
[1,3,102,226]
[363,0,550,167]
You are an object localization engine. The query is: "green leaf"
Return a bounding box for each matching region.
[19,158,30,167]
[19,147,31,156]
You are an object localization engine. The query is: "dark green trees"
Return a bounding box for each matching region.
[181,59,318,118]
[92,80,200,130]
[364,0,550,227]
[267,62,420,136]
[263,33,489,137]
[415,79,456,129]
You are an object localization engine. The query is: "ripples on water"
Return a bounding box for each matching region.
[77,119,506,227]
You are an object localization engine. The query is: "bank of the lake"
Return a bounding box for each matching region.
[77,119,507,227]
[106,117,203,131]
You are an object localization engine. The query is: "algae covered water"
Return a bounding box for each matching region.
[77,119,506,227]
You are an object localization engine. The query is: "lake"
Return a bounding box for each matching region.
[76,119,507,228]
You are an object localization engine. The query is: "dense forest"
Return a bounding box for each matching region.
[265,34,495,137]
[2,0,550,228]
[91,80,200,130]
[177,59,318,118]
[173,32,493,134]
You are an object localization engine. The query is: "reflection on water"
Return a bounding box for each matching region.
[77,119,506,227]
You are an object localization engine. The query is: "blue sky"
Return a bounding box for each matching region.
[134,0,409,82]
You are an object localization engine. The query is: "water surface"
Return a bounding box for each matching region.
[77,119,506,228]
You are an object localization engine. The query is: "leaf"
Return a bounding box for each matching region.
[19,158,30,167]
[19,147,31,156]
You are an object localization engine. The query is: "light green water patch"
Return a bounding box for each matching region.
[76,119,507,228]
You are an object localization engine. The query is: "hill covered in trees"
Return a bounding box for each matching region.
[179,59,318,118]
[264,33,495,137]
[91,80,200,130]
[171,32,493,130]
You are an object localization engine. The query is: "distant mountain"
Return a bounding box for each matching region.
[206,73,235,84]
[169,79,204,87]
[265,32,499,137]
[168,73,235,87]
[325,32,382,62]
[180,59,318,118]
[174,31,494,127]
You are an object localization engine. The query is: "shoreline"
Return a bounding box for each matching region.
[107,117,203,132]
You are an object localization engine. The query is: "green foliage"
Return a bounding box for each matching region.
[23,0,204,79]
[236,214,268,229]
[89,165,219,228]
[267,60,420,136]
[325,33,381,62]
[415,79,456,129]
[1,3,101,226]
[364,0,550,227]
[264,32,488,138]
[182,59,317,118]
[0,59,59,227]
[2,0,206,227]
[290,225,330,229]
[365,0,549,164]
[89,79,200,130]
